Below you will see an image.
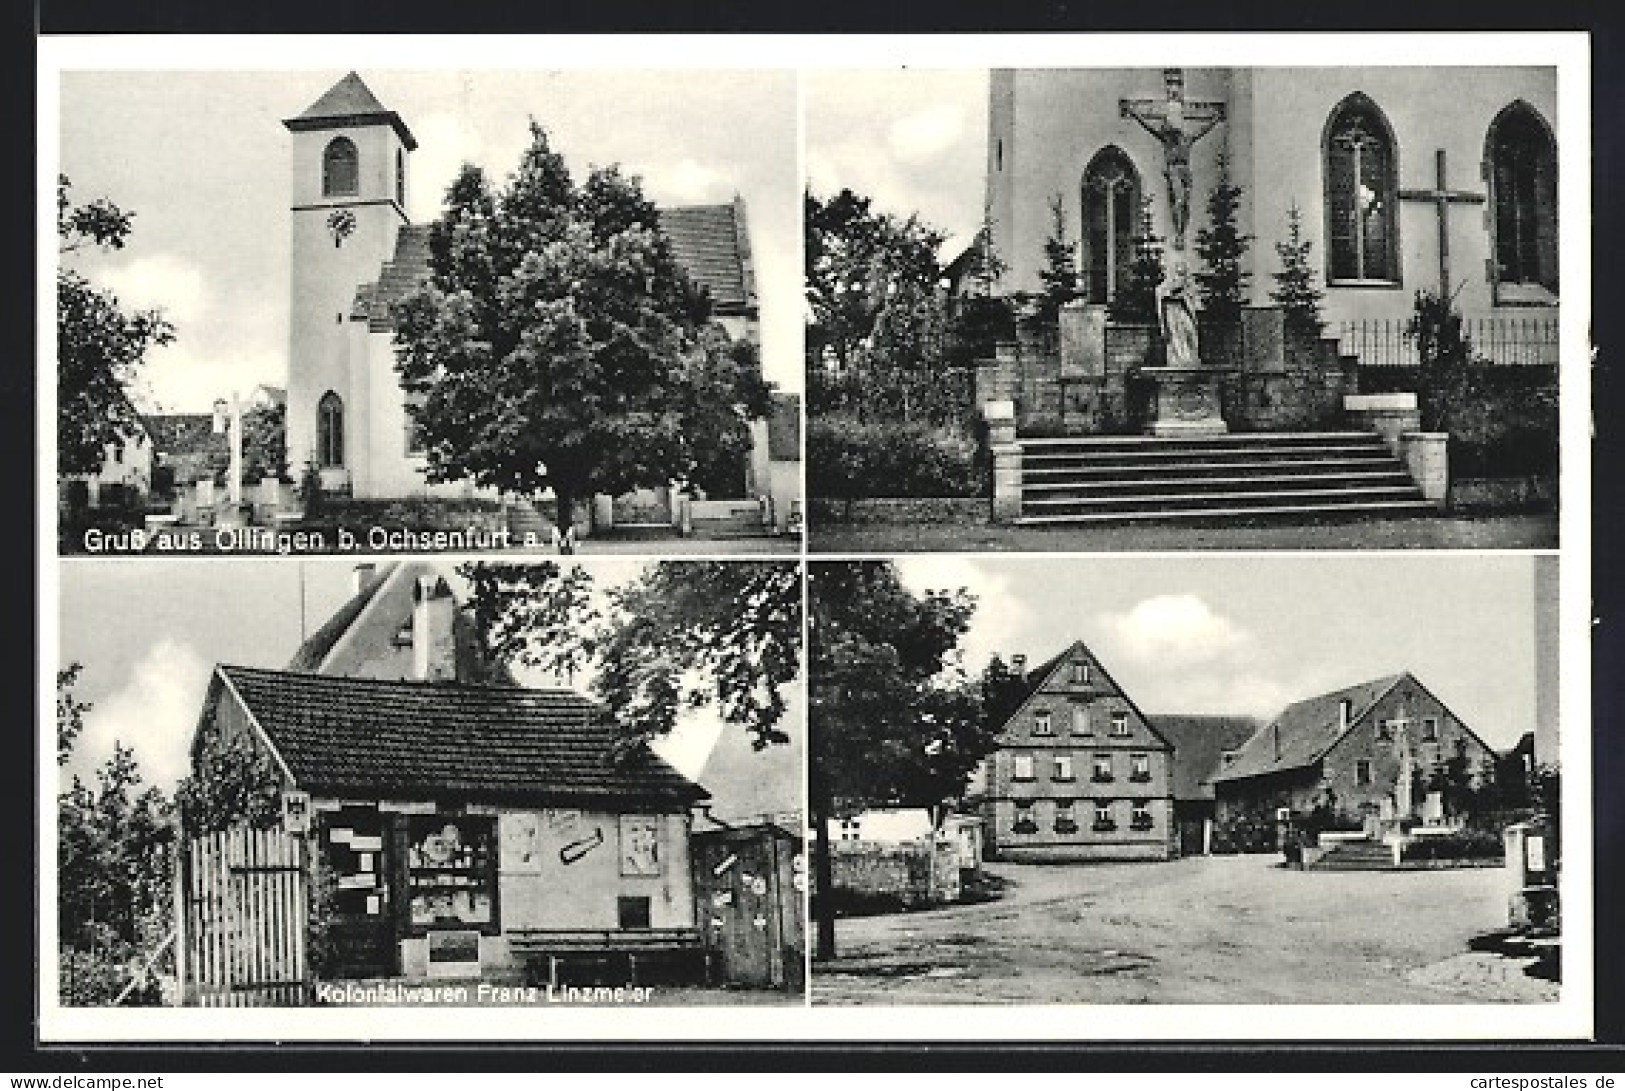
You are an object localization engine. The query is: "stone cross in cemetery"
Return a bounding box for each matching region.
[1120,68,1226,252]
[1399,148,1487,298]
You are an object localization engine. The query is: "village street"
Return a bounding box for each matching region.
[813,855,1557,1005]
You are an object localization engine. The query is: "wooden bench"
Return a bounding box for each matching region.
[507,928,713,989]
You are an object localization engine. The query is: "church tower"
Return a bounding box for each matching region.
[283,72,416,490]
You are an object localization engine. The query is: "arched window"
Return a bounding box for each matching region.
[1081,146,1141,304]
[1323,94,1399,283]
[323,137,359,198]
[317,392,344,468]
[396,148,406,207]
[1488,102,1558,294]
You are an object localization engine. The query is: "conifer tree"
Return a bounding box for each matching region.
[1269,201,1325,336]
[1194,171,1251,325]
[1036,193,1080,324]
[1109,198,1165,325]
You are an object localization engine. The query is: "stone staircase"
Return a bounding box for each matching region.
[1306,838,1395,871]
[504,498,551,543]
[1013,432,1436,526]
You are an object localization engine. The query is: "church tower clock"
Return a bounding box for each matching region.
[282,72,416,491]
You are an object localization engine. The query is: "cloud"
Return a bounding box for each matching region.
[73,638,214,791]
[889,104,966,164]
[95,254,206,326]
[1101,594,1252,669]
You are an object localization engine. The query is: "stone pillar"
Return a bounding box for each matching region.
[590,495,614,535]
[985,399,1022,524]
[1399,432,1450,507]
[1060,302,1107,379]
[1344,393,1422,454]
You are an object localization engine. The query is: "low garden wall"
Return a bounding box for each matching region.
[809,497,986,525]
[830,840,961,912]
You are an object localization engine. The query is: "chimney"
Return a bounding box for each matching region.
[411,575,457,682]
[1011,653,1027,678]
[1338,698,1352,734]
[352,562,377,596]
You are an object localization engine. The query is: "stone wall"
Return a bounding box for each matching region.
[809,497,987,525]
[831,840,961,907]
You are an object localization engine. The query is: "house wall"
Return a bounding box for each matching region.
[989,67,1558,326]
[982,645,1175,862]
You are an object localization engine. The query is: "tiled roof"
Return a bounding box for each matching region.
[286,562,395,671]
[1210,674,1406,783]
[767,393,800,462]
[658,202,755,317]
[285,72,418,150]
[355,225,434,332]
[1149,714,1263,801]
[220,665,707,809]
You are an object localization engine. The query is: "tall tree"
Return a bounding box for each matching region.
[1194,171,1252,325]
[57,177,174,476]
[393,126,772,537]
[1269,201,1325,337]
[1109,198,1167,326]
[1036,193,1081,325]
[808,561,989,959]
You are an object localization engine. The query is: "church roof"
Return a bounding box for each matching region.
[1210,674,1406,783]
[355,225,433,332]
[1148,713,1263,801]
[215,665,707,810]
[285,71,418,150]
[657,200,756,317]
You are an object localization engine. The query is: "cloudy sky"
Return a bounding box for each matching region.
[53,68,801,411]
[804,69,989,253]
[54,559,797,794]
[892,553,1553,751]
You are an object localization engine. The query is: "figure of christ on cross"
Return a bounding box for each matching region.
[1120,68,1226,252]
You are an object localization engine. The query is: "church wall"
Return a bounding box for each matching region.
[1239,67,1557,325]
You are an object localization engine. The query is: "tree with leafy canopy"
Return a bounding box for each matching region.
[57,665,174,1005]
[1269,201,1325,337]
[1109,198,1166,326]
[392,125,772,539]
[1035,193,1081,325]
[461,560,802,754]
[807,561,989,959]
[1194,169,1251,325]
[57,177,175,477]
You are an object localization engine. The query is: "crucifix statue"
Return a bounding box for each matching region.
[1121,68,1226,252]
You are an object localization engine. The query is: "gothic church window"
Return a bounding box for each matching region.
[1488,102,1558,294]
[324,137,360,198]
[1324,94,1399,283]
[317,391,345,468]
[1082,146,1140,304]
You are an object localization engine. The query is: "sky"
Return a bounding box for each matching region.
[804,69,989,254]
[54,68,802,412]
[54,558,802,797]
[892,553,1554,752]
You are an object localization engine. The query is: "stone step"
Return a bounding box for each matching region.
[1021,443,1392,467]
[1023,469,1417,497]
[1017,431,1385,452]
[1022,484,1427,513]
[1013,497,1436,526]
[1023,455,1397,479]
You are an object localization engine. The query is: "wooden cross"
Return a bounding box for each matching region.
[1399,148,1486,297]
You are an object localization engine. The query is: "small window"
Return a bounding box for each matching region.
[1131,800,1153,830]
[1070,661,1090,685]
[617,896,652,930]
[1376,720,1394,743]
[317,391,345,468]
[1053,755,1074,781]
[1054,798,1078,834]
[323,136,360,198]
[1355,760,1373,787]
[1032,709,1053,736]
[1093,801,1116,831]
[1422,717,1439,742]
[1221,750,1238,767]
[1130,753,1151,782]
[1110,711,1130,737]
[404,390,428,456]
[1092,754,1113,782]
[1013,754,1035,781]
[396,147,406,206]
[1013,799,1037,835]
[1070,704,1092,735]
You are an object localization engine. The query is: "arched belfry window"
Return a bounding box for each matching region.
[1488,102,1558,294]
[1082,146,1141,304]
[1324,94,1399,283]
[317,392,345,468]
[323,137,359,198]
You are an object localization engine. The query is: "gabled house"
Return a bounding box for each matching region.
[1148,714,1261,856]
[977,641,1176,861]
[1210,671,1499,852]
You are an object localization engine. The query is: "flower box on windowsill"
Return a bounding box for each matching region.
[1092,821,1118,833]
[1054,819,1080,835]
[1012,819,1039,835]
[1129,772,1151,783]
[1130,819,1154,832]
[1091,774,1114,784]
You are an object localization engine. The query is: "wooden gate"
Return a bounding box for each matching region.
[175,826,310,1006]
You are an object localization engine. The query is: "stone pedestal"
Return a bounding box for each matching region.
[984,399,1022,523]
[1140,366,1233,436]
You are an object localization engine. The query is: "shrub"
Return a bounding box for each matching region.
[1401,829,1505,862]
[807,415,982,505]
